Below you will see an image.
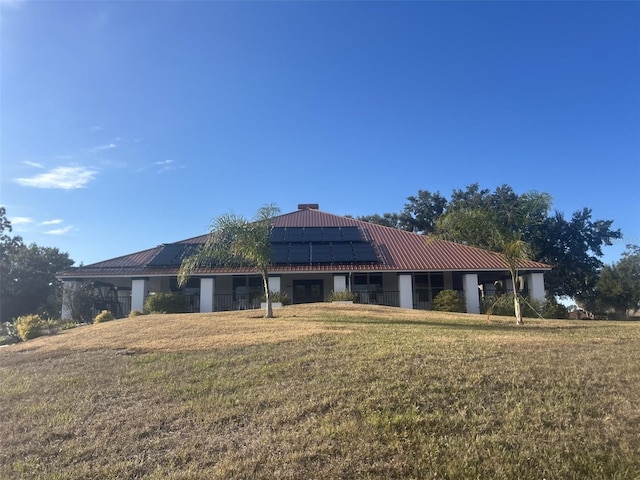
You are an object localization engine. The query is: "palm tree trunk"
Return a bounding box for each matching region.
[514,290,523,325]
[261,270,273,318]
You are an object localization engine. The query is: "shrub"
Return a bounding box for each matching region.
[432,290,466,313]
[128,310,144,318]
[94,310,115,324]
[259,291,291,305]
[143,293,189,314]
[328,290,358,302]
[0,322,19,345]
[15,314,46,341]
[482,295,570,319]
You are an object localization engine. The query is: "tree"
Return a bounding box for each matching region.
[179,204,280,318]
[435,208,504,251]
[530,208,622,302]
[1,242,74,322]
[356,213,403,229]
[355,184,618,301]
[1,208,74,322]
[400,190,448,233]
[502,237,533,325]
[594,245,640,318]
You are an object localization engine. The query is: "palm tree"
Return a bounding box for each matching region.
[502,237,532,325]
[178,204,280,318]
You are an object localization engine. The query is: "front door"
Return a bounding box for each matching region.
[293,280,324,304]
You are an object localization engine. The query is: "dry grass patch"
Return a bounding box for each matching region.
[1,304,639,479]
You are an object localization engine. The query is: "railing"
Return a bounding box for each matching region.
[212,294,261,312]
[354,290,400,307]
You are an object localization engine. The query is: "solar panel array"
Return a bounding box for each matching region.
[269,227,379,265]
[148,243,201,266]
[147,227,380,267]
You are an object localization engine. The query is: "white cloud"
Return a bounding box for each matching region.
[22,161,45,169]
[154,160,174,166]
[15,166,97,189]
[10,216,34,225]
[88,143,117,153]
[45,225,73,236]
[41,219,63,226]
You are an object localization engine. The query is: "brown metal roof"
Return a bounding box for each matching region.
[58,208,550,278]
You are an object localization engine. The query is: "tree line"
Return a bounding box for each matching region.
[354,183,638,318]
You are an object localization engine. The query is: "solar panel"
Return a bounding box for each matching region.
[288,243,310,263]
[303,227,324,242]
[352,242,378,262]
[148,244,200,266]
[341,227,363,242]
[270,244,290,264]
[310,243,332,263]
[332,243,355,262]
[283,227,304,242]
[269,227,285,243]
[322,227,343,242]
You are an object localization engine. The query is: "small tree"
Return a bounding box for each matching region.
[503,237,532,326]
[179,204,280,318]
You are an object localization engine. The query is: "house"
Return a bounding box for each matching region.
[57,204,550,317]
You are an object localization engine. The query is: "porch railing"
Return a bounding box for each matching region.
[354,290,400,307]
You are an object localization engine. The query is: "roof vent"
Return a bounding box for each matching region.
[298,203,319,210]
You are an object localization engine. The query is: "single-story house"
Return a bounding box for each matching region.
[57,204,551,317]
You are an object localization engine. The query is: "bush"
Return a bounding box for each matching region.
[143,293,189,314]
[0,322,19,345]
[482,295,570,319]
[432,290,466,313]
[259,291,291,305]
[15,314,47,341]
[328,290,358,302]
[128,310,144,318]
[94,310,115,324]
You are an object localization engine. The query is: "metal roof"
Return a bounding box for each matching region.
[57,208,550,278]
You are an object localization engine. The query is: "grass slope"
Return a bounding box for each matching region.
[1,304,639,479]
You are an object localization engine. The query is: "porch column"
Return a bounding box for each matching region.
[462,273,480,314]
[61,279,82,320]
[200,277,215,313]
[268,276,281,293]
[526,273,545,302]
[131,278,149,313]
[333,275,347,292]
[398,274,413,309]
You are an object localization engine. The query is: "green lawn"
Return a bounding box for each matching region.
[1,304,639,479]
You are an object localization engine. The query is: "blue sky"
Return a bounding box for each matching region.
[1,1,638,267]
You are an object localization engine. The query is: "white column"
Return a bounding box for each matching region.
[462,273,480,314]
[268,276,281,293]
[200,277,215,313]
[131,278,149,313]
[61,279,82,320]
[399,274,413,309]
[527,273,545,301]
[333,275,347,292]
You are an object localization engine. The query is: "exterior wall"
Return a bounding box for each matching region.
[200,277,215,313]
[268,276,281,293]
[462,273,480,314]
[398,274,413,309]
[526,273,545,301]
[131,278,149,312]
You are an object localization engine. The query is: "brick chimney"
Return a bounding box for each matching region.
[298,203,319,210]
